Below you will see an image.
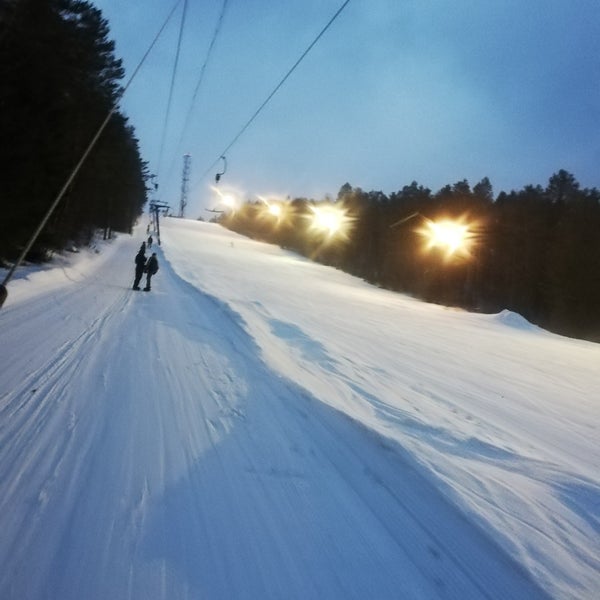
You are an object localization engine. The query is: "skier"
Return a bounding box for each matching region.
[144,252,159,291]
[132,243,146,290]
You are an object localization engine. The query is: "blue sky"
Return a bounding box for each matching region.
[92,0,600,217]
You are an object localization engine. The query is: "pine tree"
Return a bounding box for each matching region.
[0,0,146,259]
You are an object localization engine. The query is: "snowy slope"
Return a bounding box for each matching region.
[0,219,598,599]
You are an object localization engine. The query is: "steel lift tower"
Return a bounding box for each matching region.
[179,153,191,218]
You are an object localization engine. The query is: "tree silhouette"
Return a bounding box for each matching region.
[0,0,146,260]
[221,171,600,342]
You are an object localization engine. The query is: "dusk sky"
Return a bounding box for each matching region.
[92,0,600,217]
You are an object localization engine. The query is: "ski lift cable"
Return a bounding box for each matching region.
[179,0,229,152]
[156,0,189,180]
[196,0,352,186]
[0,0,183,306]
[164,0,230,185]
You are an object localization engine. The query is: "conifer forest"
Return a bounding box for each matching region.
[0,0,148,260]
[221,174,600,342]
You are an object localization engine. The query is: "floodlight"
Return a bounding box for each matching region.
[419,217,473,257]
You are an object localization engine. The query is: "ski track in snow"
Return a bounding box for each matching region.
[0,222,597,599]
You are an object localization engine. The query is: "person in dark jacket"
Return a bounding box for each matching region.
[144,252,159,291]
[133,244,146,290]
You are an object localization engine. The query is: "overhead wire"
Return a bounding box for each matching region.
[164,0,230,187]
[179,0,229,152]
[196,0,352,186]
[156,0,189,181]
[0,0,183,304]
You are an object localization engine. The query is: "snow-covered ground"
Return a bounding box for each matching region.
[0,218,598,599]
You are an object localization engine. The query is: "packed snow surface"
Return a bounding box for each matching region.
[1,219,598,599]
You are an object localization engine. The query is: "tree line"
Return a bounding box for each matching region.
[220,171,600,342]
[0,0,148,262]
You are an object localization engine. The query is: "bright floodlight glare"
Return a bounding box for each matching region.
[257,195,285,221]
[420,218,472,257]
[211,185,238,210]
[222,194,236,208]
[268,204,282,217]
[310,204,347,237]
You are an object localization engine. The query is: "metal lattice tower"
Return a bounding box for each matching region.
[179,153,191,218]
